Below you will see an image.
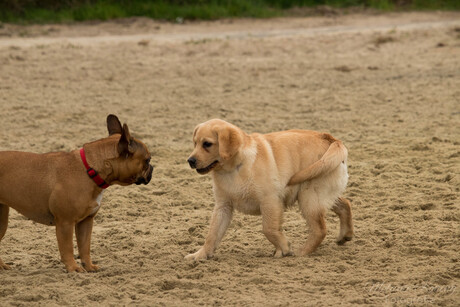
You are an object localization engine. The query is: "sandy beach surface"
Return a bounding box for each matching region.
[0,11,459,306]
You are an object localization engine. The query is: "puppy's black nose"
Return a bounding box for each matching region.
[188,157,197,169]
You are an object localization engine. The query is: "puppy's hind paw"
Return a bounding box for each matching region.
[184,248,210,261]
[336,235,353,245]
[273,247,294,258]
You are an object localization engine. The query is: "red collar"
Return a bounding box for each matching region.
[79,148,109,189]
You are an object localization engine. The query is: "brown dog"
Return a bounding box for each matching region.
[185,119,353,260]
[0,115,153,272]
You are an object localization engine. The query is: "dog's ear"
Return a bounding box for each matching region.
[117,124,135,156]
[193,126,198,139]
[192,124,200,143]
[107,114,123,136]
[216,125,243,160]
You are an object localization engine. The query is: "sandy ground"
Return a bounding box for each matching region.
[0,11,459,306]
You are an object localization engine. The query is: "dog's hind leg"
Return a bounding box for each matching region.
[297,190,327,256]
[0,204,10,270]
[261,198,293,257]
[331,197,354,245]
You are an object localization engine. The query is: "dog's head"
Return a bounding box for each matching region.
[187,119,244,175]
[105,114,153,186]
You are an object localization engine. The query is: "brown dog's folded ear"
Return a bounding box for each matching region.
[117,124,135,156]
[107,114,123,136]
[217,125,243,160]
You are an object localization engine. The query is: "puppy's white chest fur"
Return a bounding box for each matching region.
[213,143,268,215]
[89,191,103,216]
[214,173,262,215]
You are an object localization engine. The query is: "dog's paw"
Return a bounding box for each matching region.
[0,261,11,270]
[295,247,308,257]
[273,248,294,258]
[184,248,210,261]
[336,235,353,245]
[82,263,100,272]
[273,242,294,258]
[66,264,86,273]
[273,249,283,258]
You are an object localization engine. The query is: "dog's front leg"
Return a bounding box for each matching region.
[185,204,233,261]
[76,215,99,272]
[56,220,84,272]
[0,204,10,270]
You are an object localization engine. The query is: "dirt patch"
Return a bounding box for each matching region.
[0,12,459,306]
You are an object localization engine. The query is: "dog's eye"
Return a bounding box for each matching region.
[203,142,212,148]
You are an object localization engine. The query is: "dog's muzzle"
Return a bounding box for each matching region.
[196,160,218,174]
[135,165,153,185]
[188,157,197,169]
[188,157,218,174]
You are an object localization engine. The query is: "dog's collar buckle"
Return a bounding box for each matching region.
[87,168,97,178]
[80,148,109,189]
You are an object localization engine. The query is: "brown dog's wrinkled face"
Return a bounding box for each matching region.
[111,139,153,186]
[187,119,242,175]
[106,115,153,185]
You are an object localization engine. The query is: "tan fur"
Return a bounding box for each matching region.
[288,139,348,185]
[185,119,353,260]
[0,115,153,272]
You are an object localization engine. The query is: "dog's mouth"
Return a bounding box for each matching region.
[196,161,219,174]
[135,165,154,185]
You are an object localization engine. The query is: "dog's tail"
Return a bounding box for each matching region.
[288,140,347,185]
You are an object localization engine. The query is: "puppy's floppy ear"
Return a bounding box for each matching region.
[107,114,123,136]
[117,124,135,156]
[216,125,243,160]
[192,125,199,141]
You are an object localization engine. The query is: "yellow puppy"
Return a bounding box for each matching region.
[185,119,353,260]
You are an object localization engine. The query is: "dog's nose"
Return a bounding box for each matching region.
[146,165,153,183]
[188,157,197,169]
[136,165,154,185]
[135,177,146,185]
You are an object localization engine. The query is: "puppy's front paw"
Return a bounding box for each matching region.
[273,248,283,258]
[184,248,210,261]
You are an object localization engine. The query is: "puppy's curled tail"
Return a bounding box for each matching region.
[288,141,348,185]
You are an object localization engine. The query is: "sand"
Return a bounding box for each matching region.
[0,11,459,306]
